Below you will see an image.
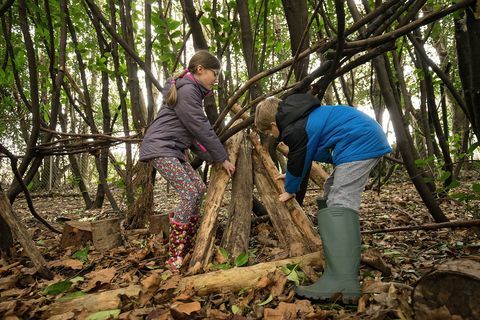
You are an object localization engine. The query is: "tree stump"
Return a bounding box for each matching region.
[60,221,93,249]
[60,218,122,251]
[412,258,480,320]
[148,213,169,236]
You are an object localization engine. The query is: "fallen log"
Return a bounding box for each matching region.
[188,128,244,274]
[412,259,480,320]
[179,251,323,296]
[43,285,141,318]
[362,219,480,234]
[0,192,53,279]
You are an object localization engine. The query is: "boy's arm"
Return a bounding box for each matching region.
[283,131,311,194]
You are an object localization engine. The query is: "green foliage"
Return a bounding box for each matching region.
[281,263,305,286]
[72,246,89,263]
[43,280,73,295]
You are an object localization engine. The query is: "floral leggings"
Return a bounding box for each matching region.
[152,157,206,223]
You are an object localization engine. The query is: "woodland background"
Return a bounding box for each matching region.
[0,0,480,319]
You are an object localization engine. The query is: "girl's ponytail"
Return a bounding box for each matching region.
[165,69,188,106]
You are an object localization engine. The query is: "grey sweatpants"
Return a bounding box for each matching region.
[322,158,380,211]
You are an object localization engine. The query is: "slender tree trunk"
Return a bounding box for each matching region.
[372,55,448,222]
[109,0,134,205]
[119,0,146,130]
[281,0,309,80]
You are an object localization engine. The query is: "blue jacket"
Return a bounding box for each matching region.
[276,94,392,194]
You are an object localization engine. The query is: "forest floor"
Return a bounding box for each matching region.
[1,169,479,319]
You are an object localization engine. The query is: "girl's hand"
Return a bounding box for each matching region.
[278,192,295,202]
[222,160,236,177]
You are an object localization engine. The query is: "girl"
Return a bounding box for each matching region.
[140,51,235,271]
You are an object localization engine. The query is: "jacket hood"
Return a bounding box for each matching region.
[163,72,213,102]
[275,93,321,134]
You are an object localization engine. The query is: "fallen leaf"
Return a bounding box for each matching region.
[271,270,287,297]
[139,272,162,305]
[84,268,116,291]
[48,259,83,270]
[170,301,201,315]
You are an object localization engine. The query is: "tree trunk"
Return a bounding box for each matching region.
[455,3,480,143]
[189,129,244,274]
[109,0,134,205]
[221,138,253,258]
[119,0,146,130]
[281,0,309,80]
[236,0,262,99]
[0,191,52,279]
[372,55,448,222]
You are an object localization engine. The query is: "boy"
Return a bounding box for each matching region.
[254,93,391,303]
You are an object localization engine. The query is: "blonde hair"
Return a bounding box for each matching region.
[166,50,221,106]
[254,97,282,131]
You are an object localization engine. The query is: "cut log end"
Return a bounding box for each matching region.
[413,259,480,320]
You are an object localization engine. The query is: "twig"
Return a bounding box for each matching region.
[362,219,480,234]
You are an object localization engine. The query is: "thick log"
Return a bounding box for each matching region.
[221,138,253,258]
[0,192,52,279]
[43,285,141,318]
[413,259,480,320]
[179,251,323,296]
[188,129,244,274]
[250,133,321,251]
[253,152,308,255]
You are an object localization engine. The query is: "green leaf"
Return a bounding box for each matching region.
[231,305,241,315]
[472,183,480,193]
[85,309,121,320]
[70,276,85,284]
[57,290,87,301]
[438,170,451,182]
[72,246,89,263]
[219,247,229,260]
[257,294,273,306]
[43,280,73,295]
[211,263,232,270]
[287,269,300,286]
[234,252,249,267]
[447,180,460,189]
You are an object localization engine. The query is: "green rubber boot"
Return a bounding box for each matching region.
[295,207,361,304]
[316,197,327,210]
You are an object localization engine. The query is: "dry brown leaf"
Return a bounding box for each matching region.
[0,274,18,290]
[362,248,392,276]
[83,267,116,291]
[139,272,162,305]
[48,258,83,270]
[206,308,229,319]
[255,275,272,289]
[160,274,180,291]
[294,299,314,315]
[264,302,297,320]
[170,301,201,315]
[270,270,287,297]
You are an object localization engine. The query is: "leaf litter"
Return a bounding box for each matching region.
[0,171,479,319]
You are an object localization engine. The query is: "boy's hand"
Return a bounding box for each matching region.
[276,173,286,180]
[278,192,295,202]
[222,160,236,177]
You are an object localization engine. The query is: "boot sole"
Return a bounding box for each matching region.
[295,289,360,305]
